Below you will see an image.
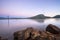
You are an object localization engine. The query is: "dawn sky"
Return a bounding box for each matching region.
[0,0,60,18]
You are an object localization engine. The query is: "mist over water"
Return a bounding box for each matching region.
[0,18,60,40]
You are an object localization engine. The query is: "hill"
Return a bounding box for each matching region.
[29,14,51,19]
[53,15,60,18]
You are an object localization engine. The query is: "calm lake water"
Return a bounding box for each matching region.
[0,18,60,40]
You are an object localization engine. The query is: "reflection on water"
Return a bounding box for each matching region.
[0,18,60,40]
[33,19,45,23]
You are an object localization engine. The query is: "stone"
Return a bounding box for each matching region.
[14,27,56,40]
[14,27,41,40]
[46,24,60,34]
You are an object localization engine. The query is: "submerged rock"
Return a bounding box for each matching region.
[46,24,60,34]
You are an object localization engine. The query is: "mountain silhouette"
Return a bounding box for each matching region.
[29,14,51,19]
[0,16,22,19]
[0,14,60,19]
[0,17,5,19]
[53,15,60,18]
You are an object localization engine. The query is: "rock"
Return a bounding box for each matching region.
[46,24,60,34]
[14,27,41,40]
[14,27,56,40]
[14,30,25,40]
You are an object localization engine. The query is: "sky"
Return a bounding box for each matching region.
[0,0,60,18]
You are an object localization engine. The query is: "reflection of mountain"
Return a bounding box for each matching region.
[53,15,60,18]
[32,19,45,23]
[29,14,51,19]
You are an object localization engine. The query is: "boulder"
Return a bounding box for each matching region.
[14,27,41,40]
[46,24,60,34]
[14,27,55,40]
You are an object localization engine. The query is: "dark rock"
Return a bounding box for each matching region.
[46,24,60,34]
[29,14,51,19]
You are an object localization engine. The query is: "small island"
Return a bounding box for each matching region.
[53,15,60,18]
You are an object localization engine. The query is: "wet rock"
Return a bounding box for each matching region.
[46,24,60,34]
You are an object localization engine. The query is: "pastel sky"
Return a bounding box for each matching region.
[0,0,60,17]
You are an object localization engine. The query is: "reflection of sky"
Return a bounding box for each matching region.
[0,19,60,40]
[44,18,56,24]
[0,19,60,32]
[0,0,60,17]
[44,18,60,28]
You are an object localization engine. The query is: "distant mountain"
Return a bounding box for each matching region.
[53,15,60,18]
[29,14,51,19]
[0,16,23,19]
[0,17,5,19]
[1,14,60,19]
[0,16,8,19]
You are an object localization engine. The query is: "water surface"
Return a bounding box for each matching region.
[0,18,60,40]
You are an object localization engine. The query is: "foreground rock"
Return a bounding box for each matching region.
[14,27,55,40]
[46,24,60,34]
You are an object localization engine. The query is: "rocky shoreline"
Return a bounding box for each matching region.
[14,24,60,40]
[0,24,60,40]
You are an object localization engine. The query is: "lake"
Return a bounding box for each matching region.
[0,18,60,40]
